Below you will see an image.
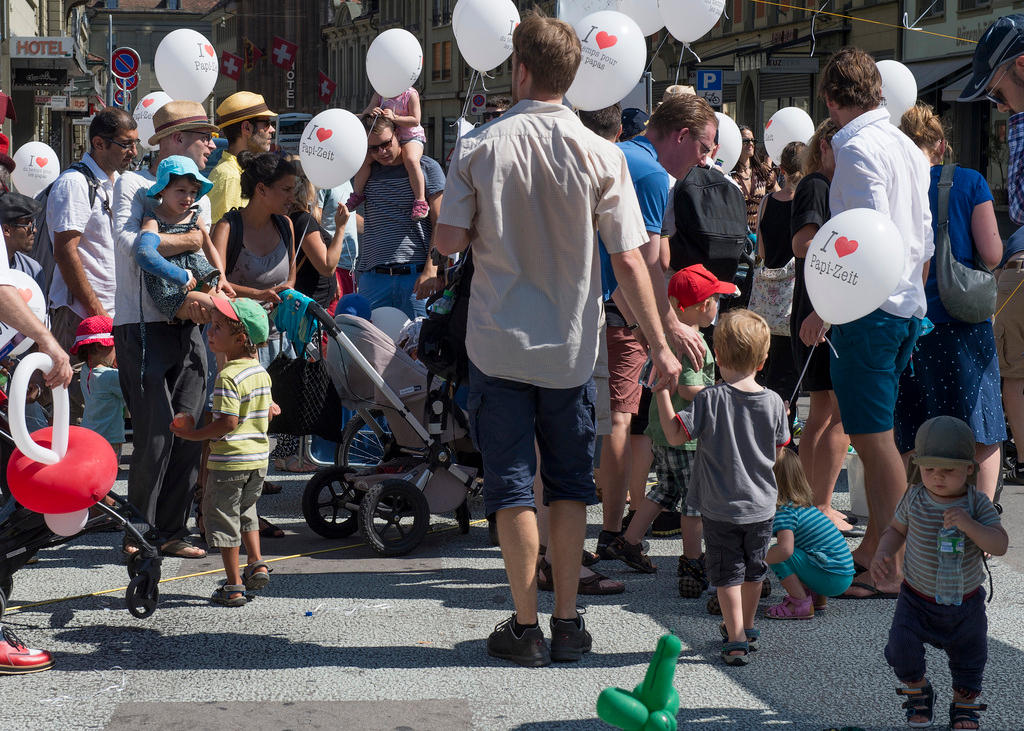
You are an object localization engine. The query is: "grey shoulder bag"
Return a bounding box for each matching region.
[934,164,996,324]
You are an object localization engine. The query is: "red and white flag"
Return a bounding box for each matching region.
[271,36,298,70]
[317,71,337,104]
[220,51,243,80]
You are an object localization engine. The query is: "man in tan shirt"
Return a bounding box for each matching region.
[435,11,682,668]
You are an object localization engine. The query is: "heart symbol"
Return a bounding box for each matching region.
[142,98,155,108]
[316,128,333,142]
[35,157,48,168]
[765,119,773,128]
[204,44,214,56]
[595,31,617,49]
[835,236,858,257]
[17,289,32,303]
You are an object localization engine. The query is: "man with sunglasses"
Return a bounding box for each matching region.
[209,92,277,222]
[0,192,45,290]
[959,15,1024,227]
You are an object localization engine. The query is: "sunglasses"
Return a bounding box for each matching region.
[742,138,757,145]
[102,137,138,151]
[985,61,1013,106]
[7,219,34,229]
[482,112,501,121]
[369,136,395,153]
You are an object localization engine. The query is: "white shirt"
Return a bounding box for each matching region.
[46,152,118,317]
[439,99,648,389]
[112,168,212,325]
[829,108,934,319]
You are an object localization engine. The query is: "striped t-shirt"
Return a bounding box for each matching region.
[895,484,1002,597]
[209,358,272,472]
[358,156,445,272]
[771,503,855,575]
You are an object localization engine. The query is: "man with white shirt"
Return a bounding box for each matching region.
[806,47,933,597]
[46,108,138,351]
[112,100,219,560]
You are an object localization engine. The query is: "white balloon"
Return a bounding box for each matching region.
[804,208,905,325]
[713,112,741,172]
[371,307,411,342]
[154,29,219,102]
[763,106,814,163]
[659,0,725,44]
[452,0,467,35]
[8,353,70,466]
[44,509,89,537]
[877,60,918,126]
[11,141,59,198]
[133,92,173,150]
[566,11,647,112]
[0,270,47,360]
[299,109,367,190]
[454,0,520,73]
[366,29,423,100]
[621,0,664,35]
[558,0,619,28]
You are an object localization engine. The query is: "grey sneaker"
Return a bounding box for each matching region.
[604,535,657,573]
[487,615,550,668]
[550,612,592,662]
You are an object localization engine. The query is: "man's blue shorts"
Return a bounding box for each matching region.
[467,361,599,516]
[829,309,921,435]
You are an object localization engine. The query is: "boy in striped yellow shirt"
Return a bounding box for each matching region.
[170,297,276,607]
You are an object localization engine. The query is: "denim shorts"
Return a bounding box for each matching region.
[829,308,920,435]
[702,516,774,587]
[468,361,598,516]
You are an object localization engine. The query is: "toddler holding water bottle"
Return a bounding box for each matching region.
[872,416,1007,730]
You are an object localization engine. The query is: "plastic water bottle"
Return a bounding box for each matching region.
[429,289,455,315]
[935,527,965,605]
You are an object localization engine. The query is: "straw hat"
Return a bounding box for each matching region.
[148,100,220,147]
[215,91,277,130]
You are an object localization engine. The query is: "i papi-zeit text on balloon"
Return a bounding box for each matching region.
[807,252,860,285]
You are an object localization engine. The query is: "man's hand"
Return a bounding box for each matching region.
[665,318,704,371]
[184,299,213,324]
[258,287,284,304]
[216,278,236,298]
[648,343,683,394]
[799,311,827,347]
[36,338,73,390]
[413,270,444,300]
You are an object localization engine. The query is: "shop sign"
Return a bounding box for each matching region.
[11,36,74,59]
[69,97,88,112]
[763,57,820,74]
[14,67,68,88]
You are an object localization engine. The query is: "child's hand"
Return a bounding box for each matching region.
[181,273,197,293]
[169,412,195,435]
[870,550,899,585]
[269,401,281,418]
[943,507,973,531]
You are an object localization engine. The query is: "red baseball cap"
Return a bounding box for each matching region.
[668,264,739,309]
[70,315,114,355]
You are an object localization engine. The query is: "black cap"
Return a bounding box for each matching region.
[0,191,42,224]
[621,108,650,139]
[958,14,1024,102]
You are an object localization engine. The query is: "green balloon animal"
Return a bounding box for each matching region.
[596,633,682,731]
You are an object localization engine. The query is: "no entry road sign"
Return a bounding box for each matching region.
[111,47,141,79]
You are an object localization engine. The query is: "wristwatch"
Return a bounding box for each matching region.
[628,322,640,332]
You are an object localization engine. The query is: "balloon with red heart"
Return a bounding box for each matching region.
[134,92,173,151]
[11,141,59,197]
[566,11,647,111]
[0,270,47,361]
[5,353,118,516]
[154,28,219,102]
[804,208,906,325]
[299,108,367,190]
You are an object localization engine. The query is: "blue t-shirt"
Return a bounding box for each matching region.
[80,363,126,445]
[771,503,855,575]
[926,165,994,324]
[598,136,670,301]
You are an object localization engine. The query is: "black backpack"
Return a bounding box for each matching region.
[30,162,101,297]
[221,208,292,276]
[418,250,473,383]
[668,166,749,284]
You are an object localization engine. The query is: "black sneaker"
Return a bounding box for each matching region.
[651,510,682,537]
[595,529,621,561]
[550,612,592,662]
[487,614,550,667]
[604,535,657,573]
[678,554,708,598]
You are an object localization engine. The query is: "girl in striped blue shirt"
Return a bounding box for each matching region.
[764,450,855,619]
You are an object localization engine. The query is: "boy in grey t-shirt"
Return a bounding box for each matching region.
[656,309,789,667]
[872,416,1007,730]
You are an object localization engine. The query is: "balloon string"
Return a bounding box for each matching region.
[995,277,1024,318]
[786,324,838,406]
[459,70,479,120]
[686,43,702,64]
[644,34,669,75]
[673,45,685,86]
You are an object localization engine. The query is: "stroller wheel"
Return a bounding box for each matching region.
[303,467,361,539]
[359,479,430,556]
[338,411,393,469]
[125,573,159,619]
[0,575,11,604]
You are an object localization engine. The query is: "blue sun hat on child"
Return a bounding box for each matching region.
[147,155,214,199]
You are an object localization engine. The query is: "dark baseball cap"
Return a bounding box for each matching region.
[621,108,650,139]
[958,14,1024,102]
[0,191,42,224]
[913,416,976,469]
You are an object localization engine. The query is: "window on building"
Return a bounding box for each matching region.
[957,0,984,11]
[917,0,944,18]
[106,0,118,7]
[432,41,452,81]
[166,0,180,8]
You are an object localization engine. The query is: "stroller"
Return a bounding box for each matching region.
[0,362,163,620]
[278,296,480,556]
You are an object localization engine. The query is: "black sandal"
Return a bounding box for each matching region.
[720,640,750,666]
[949,700,985,729]
[719,621,760,651]
[895,683,934,728]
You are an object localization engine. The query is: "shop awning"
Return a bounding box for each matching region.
[942,73,971,102]
[904,57,972,95]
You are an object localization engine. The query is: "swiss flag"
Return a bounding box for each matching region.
[318,71,337,104]
[271,36,298,70]
[221,51,243,81]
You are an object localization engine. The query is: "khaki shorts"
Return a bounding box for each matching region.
[995,265,1024,379]
[202,467,266,548]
